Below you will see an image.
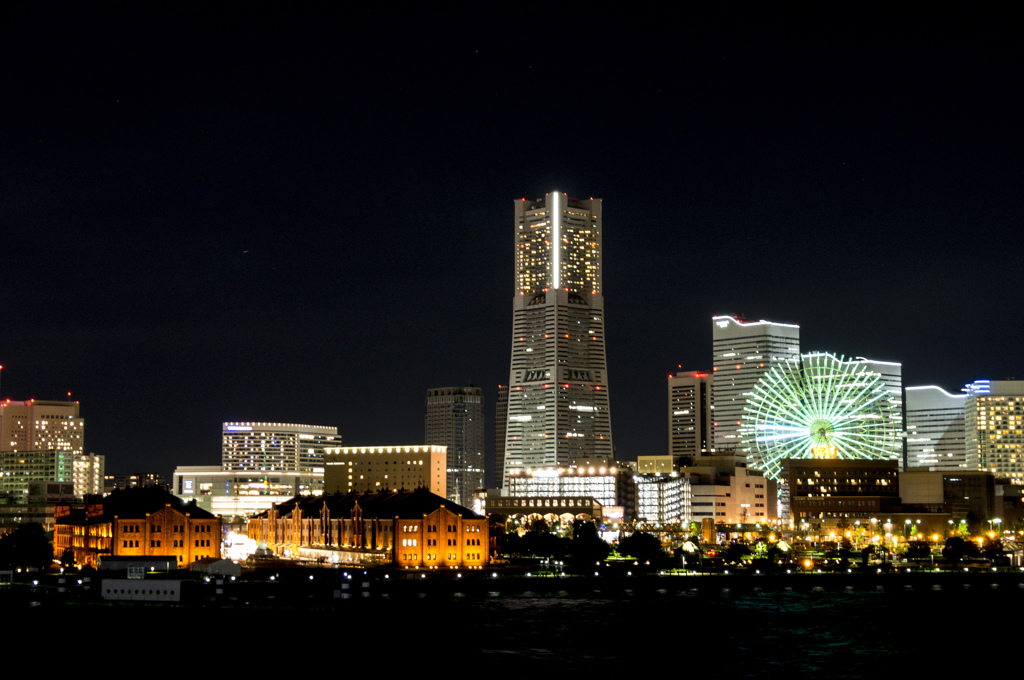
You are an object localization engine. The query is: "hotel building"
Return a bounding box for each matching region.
[221,422,339,491]
[503,192,612,485]
[425,386,484,507]
[711,316,800,453]
[323,445,447,497]
[905,385,967,470]
[964,380,1024,480]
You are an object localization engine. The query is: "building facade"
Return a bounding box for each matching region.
[425,386,484,507]
[172,465,322,517]
[494,384,508,488]
[54,487,221,568]
[1,399,84,455]
[323,445,447,497]
[964,380,1024,480]
[0,400,101,503]
[221,422,340,491]
[905,385,967,470]
[248,488,489,569]
[668,371,713,462]
[711,316,800,453]
[503,193,613,485]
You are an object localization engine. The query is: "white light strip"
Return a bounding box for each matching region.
[552,191,560,290]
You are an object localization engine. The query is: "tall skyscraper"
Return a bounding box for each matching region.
[964,380,1024,479]
[905,385,967,470]
[712,315,800,453]
[503,192,612,484]
[668,370,713,463]
[425,386,484,506]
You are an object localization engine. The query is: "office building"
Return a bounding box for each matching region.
[425,386,484,507]
[905,386,967,470]
[786,458,900,521]
[682,454,776,525]
[899,468,995,519]
[711,316,800,453]
[1,399,84,455]
[964,380,1024,479]
[668,370,713,462]
[323,445,446,497]
[635,474,691,525]
[0,399,101,504]
[494,384,508,488]
[503,192,613,484]
[221,422,339,484]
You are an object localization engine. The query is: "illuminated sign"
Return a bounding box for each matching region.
[811,445,838,458]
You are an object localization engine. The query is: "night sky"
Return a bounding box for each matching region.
[2,6,1022,480]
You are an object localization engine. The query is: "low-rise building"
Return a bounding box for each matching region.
[248,488,488,569]
[54,486,221,568]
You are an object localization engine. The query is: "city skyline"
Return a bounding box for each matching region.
[2,7,1022,478]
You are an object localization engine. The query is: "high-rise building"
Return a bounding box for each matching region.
[221,422,340,480]
[494,384,508,488]
[668,371,713,463]
[711,316,800,453]
[323,445,447,497]
[425,386,484,506]
[0,399,101,501]
[503,192,612,484]
[1,399,84,455]
[964,380,1024,480]
[905,385,967,470]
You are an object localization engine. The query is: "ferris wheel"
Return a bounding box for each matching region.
[741,353,901,482]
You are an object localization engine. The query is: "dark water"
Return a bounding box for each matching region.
[9,578,1020,674]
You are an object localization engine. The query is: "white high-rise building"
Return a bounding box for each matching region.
[221,422,340,477]
[905,386,966,470]
[711,316,799,453]
[964,380,1024,479]
[503,192,612,484]
[425,386,484,506]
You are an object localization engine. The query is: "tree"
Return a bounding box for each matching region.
[618,532,663,563]
[0,523,53,569]
[569,520,609,564]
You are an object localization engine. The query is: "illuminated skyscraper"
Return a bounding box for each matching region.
[668,371,713,462]
[425,386,484,506]
[905,385,967,470]
[712,316,800,453]
[503,192,612,484]
[964,380,1024,479]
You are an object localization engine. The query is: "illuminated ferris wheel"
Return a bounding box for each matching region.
[741,353,901,483]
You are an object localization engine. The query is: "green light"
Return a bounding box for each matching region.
[741,353,901,482]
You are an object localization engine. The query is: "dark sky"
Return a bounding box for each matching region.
[2,5,1022,480]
